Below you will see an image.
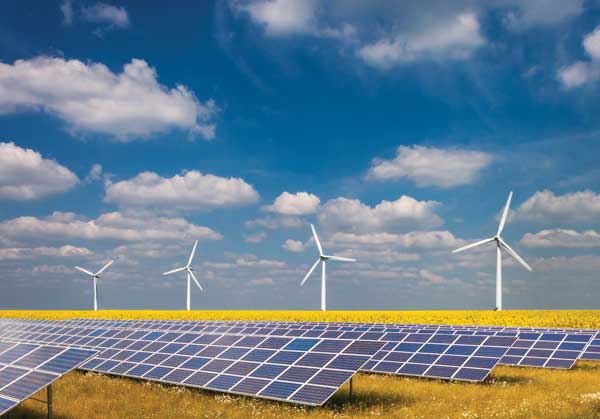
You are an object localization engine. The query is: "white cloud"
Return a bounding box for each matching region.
[521,229,600,248]
[318,195,442,232]
[245,215,304,229]
[81,3,130,29]
[0,211,221,242]
[0,142,78,200]
[0,57,217,140]
[238,0,316,36]
[0,245,92,260]
[104,170,259,211]
[368,145,492,188]
[558,25,600,88]
[244,232,267,243]
[331,230,465,249]
[514,190,600,224]
[282,239,306,252]
[358,13,484,68]
[264,191,320,215]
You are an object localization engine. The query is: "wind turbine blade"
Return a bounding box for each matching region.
[75,266,94,276]
[188,269,203,291]
[300,258,321,286]
[497,191,513,236]
[324,255,356,262]
[95,260,114,275]
[163,266,186,276]
[310,224,323,255]
[452,237,496,253]
[187,240,199,267]
[498,238,533,271]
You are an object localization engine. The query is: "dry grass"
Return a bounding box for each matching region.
[3,310,600,419]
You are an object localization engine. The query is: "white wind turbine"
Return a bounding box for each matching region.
[163,240,202,311]
[75,260,114,311]
[300,224,356,311]
[452,192,532,311]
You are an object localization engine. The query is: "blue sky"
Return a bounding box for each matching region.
[1,0,600,310]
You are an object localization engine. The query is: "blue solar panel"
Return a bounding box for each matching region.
[0,339,96,416]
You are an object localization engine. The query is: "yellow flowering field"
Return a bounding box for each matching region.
[2,309,599,329]
[3,310,600,419]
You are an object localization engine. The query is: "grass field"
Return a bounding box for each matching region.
[3,310,600,419]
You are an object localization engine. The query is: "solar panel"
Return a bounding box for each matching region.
[581,332,600,360]
[78,331,384,406]
[46,319,590,372]
[0,339,96,416]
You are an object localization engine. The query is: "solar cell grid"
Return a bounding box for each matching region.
[0,338,96,416]
[73,329,385,406]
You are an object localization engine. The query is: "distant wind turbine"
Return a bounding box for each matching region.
[452,192,532,311]
[300,224,356,311]
[163,240,202,311]
[75,260,114,311]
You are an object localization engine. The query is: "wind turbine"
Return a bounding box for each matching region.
[163,240,202,311]
[74,260,114,311]
[452,192,532,311]
[300,224,356,311]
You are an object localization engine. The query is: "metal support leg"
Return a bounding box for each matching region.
[349,377,353,400]
[47,385,52,419]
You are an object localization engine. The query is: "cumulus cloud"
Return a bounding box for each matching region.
[234,2,579,71]
[104,170,259,212]
[282,239,306,253]
[0,142,78,200]
[264,191,320,215]
[318,195,442,232]
[521,229,600,248]
[514,190,600,224]
[0,211,221,242]
[0,245,92,260]
[358,13,484,68]
[331,230,465,249]
[368,145,492,188]
[0,57,217,140]
[558,25,600,88]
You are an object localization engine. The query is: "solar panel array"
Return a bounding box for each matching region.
[0,319,385,406]
[0,317,598,408]
[0,339,97,416]
[0,319,516,382]
[55,318,595,371]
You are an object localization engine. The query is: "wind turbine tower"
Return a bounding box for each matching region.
[452,192,532,311]
[163,240,203,311]
[301,224,356,311]
[75,260,114,311]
